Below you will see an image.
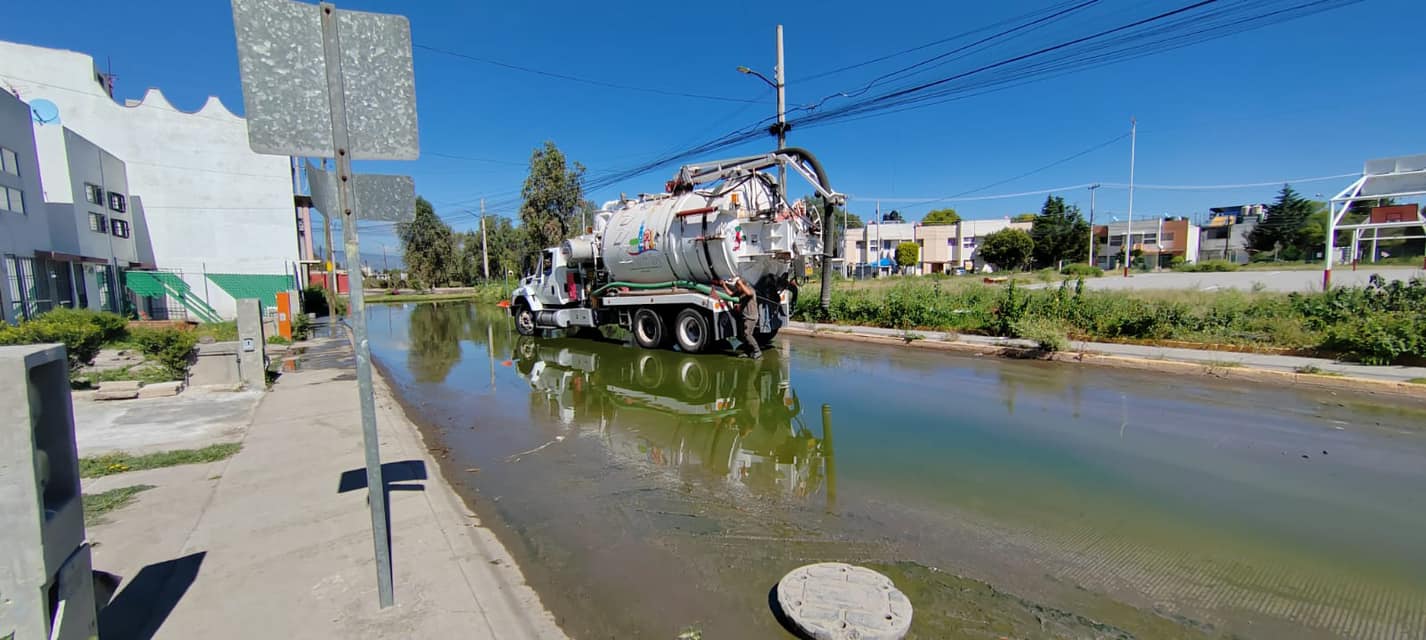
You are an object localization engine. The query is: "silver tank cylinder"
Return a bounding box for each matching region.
[597,180,809,286]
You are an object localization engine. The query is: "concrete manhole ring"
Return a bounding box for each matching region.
[775,562,912,640]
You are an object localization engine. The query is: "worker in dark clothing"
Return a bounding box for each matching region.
[717,275,761,359]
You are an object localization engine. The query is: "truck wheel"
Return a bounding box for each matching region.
[673,308,711,354]
[754,328,778,349]
[514,304,537,336]
[632,307,669,349]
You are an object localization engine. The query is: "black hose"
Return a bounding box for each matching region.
[775,147,837,313]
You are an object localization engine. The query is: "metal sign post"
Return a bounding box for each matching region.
[232,0,419,609]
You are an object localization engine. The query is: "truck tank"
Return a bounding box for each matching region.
[594,178,815,287]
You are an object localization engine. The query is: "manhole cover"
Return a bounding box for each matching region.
[776,562,912,640]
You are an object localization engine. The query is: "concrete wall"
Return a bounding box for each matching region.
[0,92,52,324]
[0,40,298,320]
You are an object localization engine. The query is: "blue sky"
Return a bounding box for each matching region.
[3,0,1423,254]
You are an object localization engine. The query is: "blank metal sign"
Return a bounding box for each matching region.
[232,0,419,160]
[305,161,415,222]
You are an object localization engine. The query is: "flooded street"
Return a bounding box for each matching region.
[368,302,1426,639]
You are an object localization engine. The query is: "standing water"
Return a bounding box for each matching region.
[368,302,1426,639]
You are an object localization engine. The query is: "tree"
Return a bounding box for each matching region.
[1011,213,1036,223]
[1248,184,1316,259]
[519,141,586,253]
[922,208,961,226]
[883,209,904,222]
[979,228,1033,271]
[1029,195,1090,268]
[895,242,920,269]
[398,196,456,289]
[844,211,865,229]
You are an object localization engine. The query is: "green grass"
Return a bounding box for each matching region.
[83,484,155,526]
[80,443,242,478]
[1408,378,1426,385]
[365,284,511,305]
[71,365,175,389]
[193,320,238,342]
[1294,364,1344,376]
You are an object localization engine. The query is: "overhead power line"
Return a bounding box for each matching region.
[855,172,1360,205]
[415,43,761,104]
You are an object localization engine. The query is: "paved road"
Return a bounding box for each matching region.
[1040,266,1424,292]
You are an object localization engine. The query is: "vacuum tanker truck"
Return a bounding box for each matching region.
[509,148,843,354]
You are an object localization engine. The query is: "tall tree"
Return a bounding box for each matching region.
[922,208,961,226]
[979,228,1034,271]
[1248,184,1316,259]
[519,141,586,252]
[883,210,904,222]
[398,196,456,288]
[1029,195,1090,267]
[1011,213,1036,223]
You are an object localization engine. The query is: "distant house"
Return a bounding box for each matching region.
[1196,204,1264,264]
[841,218,1033,275]
[1095,217,1200,269]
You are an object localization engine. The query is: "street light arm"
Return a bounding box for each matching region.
[737,66,778,90]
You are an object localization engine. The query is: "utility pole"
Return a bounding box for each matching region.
[1123,117,1137,277]
[381,243,389,272]
[322,157,337,295]
[775,25,787,198]
[1087,183,1100,267]
[480,198,490,281]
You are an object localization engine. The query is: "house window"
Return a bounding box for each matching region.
[2,187,23,214]
[111,218,130,238]
[1142,233,1158,244]
[1163,231,1175,241]
[108,191,126,212]
[962,237,977,248]
[1,147,17,175]
[89,212,107,232]
[85,183,104,205]
[1109,236,1123,246]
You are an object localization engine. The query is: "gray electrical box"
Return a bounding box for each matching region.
[0,344,99,640]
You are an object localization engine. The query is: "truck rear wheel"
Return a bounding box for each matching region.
[632,307,670,349]
[673,308,711,354]
[514,304,537,336]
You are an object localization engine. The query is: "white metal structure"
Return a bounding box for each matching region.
[1324,154,1426,288]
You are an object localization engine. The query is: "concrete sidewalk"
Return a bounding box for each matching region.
[82,335,568,639]
[787,321,1426,385]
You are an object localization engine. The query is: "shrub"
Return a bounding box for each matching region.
[1060,263,1103,278]
[129,327,199,379]
[0,309,111,367]
[1175,259,1239,272]
[992,280,1029,336]
[1013,317,1069,352]
[1321,311,1424,365]
[291,313,313,340]
[301,285,329,316]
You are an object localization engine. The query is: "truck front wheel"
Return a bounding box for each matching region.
[632,307,669,349]
[514,304,537,336]
[673,308,711,354]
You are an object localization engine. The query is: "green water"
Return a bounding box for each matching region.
[368,302,1426,639]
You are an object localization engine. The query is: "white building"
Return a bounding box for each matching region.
[0,40,299,320]
[842,218,1034,274]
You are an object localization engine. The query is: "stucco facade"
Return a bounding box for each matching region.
[845,219,1034,273]
[0,40,297,320]
[0,91,51,324]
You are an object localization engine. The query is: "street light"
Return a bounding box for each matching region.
[736,25,788,201]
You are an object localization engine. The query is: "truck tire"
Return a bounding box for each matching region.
[754,328,778,348]
[514,303,537,336]
[632,307,669,349]
[673,308,711,354]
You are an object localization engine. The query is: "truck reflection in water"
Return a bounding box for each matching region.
[511,335,835,505]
